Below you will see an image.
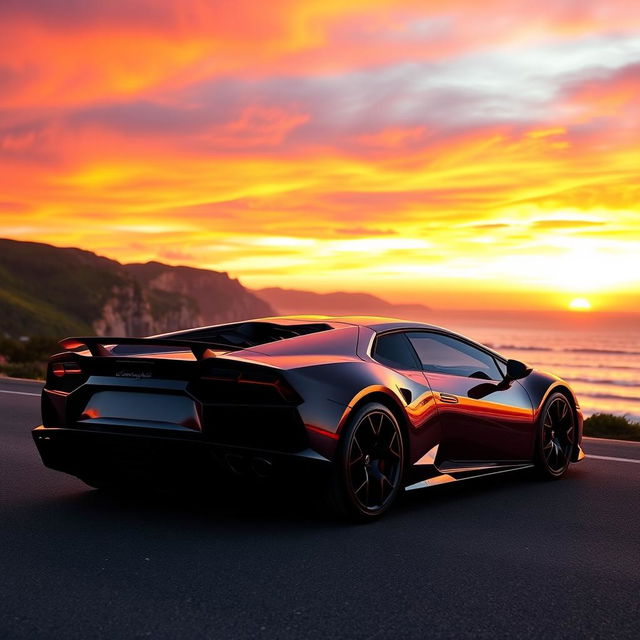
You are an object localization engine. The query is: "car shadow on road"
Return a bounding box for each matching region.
[15,464,588,536]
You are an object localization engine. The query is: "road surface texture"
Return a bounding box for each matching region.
[1,377,639,639]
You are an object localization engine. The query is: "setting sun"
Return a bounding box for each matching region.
[569,297,592,312]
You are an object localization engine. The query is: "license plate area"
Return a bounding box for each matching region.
[78,391,201,431]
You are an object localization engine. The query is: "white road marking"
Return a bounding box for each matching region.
[587,454,640,465]
[583,436,640,446]
[0,389,40,397]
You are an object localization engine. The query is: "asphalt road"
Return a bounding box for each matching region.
[1,377,639,639]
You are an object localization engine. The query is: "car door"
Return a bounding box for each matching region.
[370,332,441,458]
[405,331,533,464]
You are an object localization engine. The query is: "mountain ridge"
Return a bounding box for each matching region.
[253,287,430,320]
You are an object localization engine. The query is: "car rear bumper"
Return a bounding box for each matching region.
[32,425,332,487]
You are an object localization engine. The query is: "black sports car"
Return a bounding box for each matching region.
[33,316,584,520]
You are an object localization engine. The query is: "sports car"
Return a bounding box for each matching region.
[33,316,584,520]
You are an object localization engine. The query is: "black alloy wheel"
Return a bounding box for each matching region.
[328,402,405,521]
[535,392,575,479]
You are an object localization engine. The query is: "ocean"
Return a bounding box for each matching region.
[417,310,640,422]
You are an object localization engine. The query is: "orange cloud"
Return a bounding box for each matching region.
[356,126,427,149]
[2,1,640,108]
[203,106,310,148]
[561,63,640,122]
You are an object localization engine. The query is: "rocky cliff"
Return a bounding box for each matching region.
[124,262,274,330]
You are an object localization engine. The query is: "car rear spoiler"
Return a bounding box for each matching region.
[58,336,234,360]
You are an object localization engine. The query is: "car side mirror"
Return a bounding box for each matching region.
[505,359,532,381]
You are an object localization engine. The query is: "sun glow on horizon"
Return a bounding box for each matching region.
[568,297,592,312]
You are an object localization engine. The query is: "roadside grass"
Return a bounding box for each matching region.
[584,413,640,442]
[0,361,46,380]
[0,336,57,381]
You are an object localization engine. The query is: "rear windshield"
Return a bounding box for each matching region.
[110,322,333,355]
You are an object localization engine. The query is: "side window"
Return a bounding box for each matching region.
[373,332,420,370]
[407,332,503,380]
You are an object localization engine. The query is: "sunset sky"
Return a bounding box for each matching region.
[1,1,639,310]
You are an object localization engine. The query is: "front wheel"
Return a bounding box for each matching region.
[326,402,405,521]
[534,392,576,479]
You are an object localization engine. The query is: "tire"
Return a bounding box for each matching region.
[534,392,576,480]
[326,402,406,522]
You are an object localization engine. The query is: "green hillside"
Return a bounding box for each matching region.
[0,239,131,337]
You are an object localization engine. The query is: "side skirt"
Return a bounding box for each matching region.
[405,464,534,491]
[407,443,534,491]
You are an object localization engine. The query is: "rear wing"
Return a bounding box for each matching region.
[58,336,235,360]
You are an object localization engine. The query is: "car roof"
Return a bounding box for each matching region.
[256,315,442,332]
[253,315,506,361]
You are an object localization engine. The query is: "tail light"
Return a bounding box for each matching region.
[238,374,301,403]
[199,367,301,404]
[51,362,83,377]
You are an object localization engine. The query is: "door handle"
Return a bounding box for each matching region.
[439,393,459,404]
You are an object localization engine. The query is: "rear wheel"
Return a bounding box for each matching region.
[534,392,575,479]
[327,402,405,521]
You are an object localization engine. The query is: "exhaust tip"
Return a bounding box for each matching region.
[225,453,248,476]
[251,457,273,478]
